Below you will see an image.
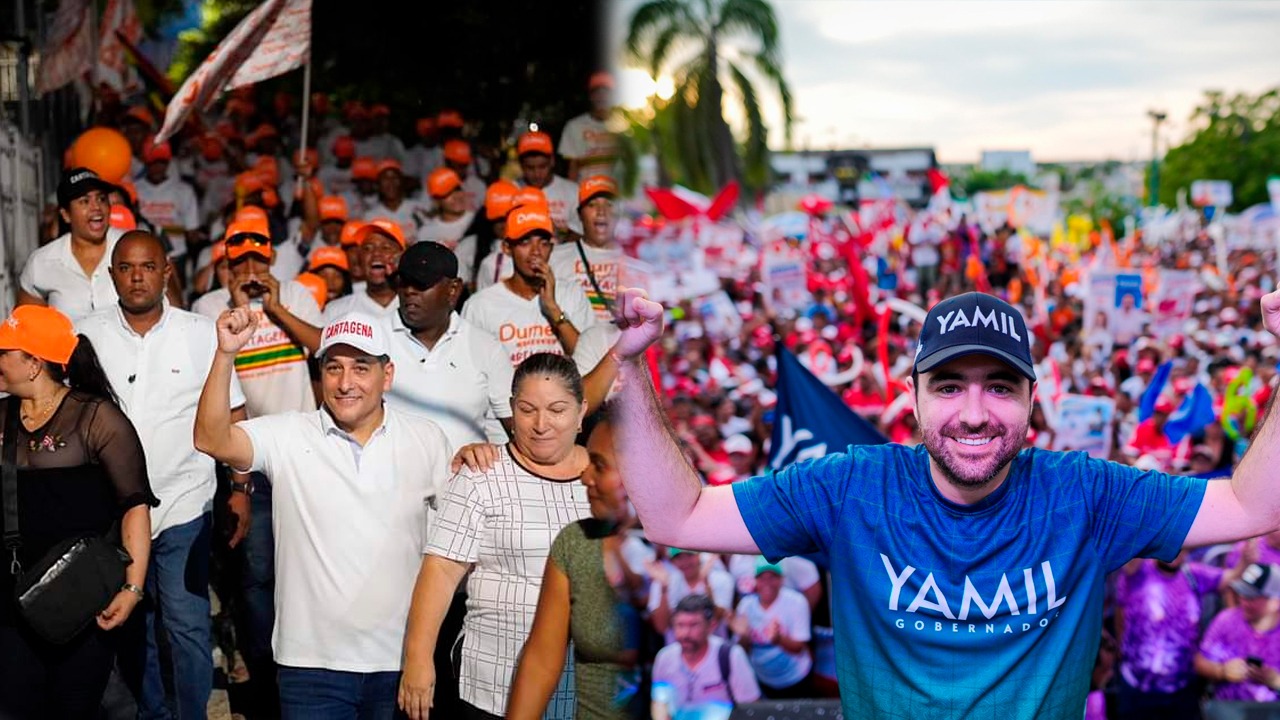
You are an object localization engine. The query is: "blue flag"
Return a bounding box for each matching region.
[1164,383,1217,444]
[768,348,888,470]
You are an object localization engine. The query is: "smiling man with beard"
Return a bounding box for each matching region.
[611,288,1280,719]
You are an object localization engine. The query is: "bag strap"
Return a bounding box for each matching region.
[574,240,612,315]
[3,398,22,575]
[718,640,735,705]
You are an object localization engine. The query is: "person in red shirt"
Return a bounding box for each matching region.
[1126,399,1175,468]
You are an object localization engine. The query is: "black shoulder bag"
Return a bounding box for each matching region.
[2,399,133,645]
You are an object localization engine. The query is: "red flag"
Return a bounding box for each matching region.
[156,0,311,143]
[926,167,950,195]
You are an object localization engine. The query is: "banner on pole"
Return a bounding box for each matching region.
[36,0,94,95]
[95,0,143,93]
[156,0,311,143]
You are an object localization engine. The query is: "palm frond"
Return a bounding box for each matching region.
[727,61,769,190]
[625,0,689,64]
[714,0,780,55]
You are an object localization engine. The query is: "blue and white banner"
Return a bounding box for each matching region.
[768,347,887,470]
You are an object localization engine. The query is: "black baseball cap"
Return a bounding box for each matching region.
[1232,563,1280,598]
[57,167,116,209]
[394,241,457,288]
[914,292,1036,382]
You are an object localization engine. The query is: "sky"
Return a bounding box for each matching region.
[609,0,1280,163]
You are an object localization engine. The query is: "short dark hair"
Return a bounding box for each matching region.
[512,352,583,404]
[673,593,715,621]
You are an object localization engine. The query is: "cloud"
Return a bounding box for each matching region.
[611,0,1280,162]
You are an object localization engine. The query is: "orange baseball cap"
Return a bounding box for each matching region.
[333,135,356,159]
[117,179,139,205]
[225,215,273,262]
[426,168,462,199]
[376,158,402,176]
[319,195,348,222]
[354,218,407,249]
[293,148,319,168]
[506,204,554,240]
[295,272,328,310]
[124,105,155,127]
[577,175,616,208]
[588,71,614,90]
[199,134,224,161]
[517,131,554,157]
[415,118,436,138]
[484,179,520,221]
[443,139,472,165]
[512,186,547,209]
[370,104,390,118]
[247,124,279,149]
[437,109,464,129]
[351,157,378,181]
[308,246,350,272]
[143,138,172,163]
[339,220,364,247]
[109,205,137,231]
[211,240,228,264]
[0,305,80,364]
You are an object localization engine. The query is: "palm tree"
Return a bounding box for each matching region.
[625,0,793,195]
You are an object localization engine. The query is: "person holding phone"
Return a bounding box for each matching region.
[1196,563,1280,701]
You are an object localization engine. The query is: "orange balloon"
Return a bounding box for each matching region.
[69,127,133,183]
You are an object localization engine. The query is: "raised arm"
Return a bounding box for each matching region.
[1183,289,1280,547]
[194,308,258,472]
[613,289,759,554]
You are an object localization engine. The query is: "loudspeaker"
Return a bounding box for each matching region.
[729,699,843,719]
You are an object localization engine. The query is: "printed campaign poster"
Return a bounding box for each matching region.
[1083,270,1147,343]
[694,290,743,342]
[1052,394,1116,459]
[1151,269,1200,336]
[761,243,812,314]
[1191,180,1233,208]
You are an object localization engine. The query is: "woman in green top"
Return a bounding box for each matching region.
[507,406,646,720]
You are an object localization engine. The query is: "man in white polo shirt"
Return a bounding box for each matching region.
[195,310,451,719]
[324,218,406,323]
[78,230,246,719]
[385,241,513,448]
[18,167,125,321]
[462,204,594,366]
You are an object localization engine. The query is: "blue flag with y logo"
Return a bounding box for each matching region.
[768,348,888,470]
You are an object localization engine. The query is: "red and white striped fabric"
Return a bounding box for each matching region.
[156,0,311,143]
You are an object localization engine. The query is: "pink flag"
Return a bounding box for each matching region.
[155,0,311,143]
[95,0,143,92]
[35,0,93,95]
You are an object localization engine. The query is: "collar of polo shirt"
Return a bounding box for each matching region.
[320,401,392,439]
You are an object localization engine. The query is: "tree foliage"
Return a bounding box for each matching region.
[624,0,791,195]
[954,168,1033,197]
[1159,88,1280,211]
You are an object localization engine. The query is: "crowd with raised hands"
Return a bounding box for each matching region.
[5,62,1280,720]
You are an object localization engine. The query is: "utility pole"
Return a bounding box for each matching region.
[1147,109,1166,207]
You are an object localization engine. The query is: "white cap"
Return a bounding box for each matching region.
[724,434,754,455]
[318,313,388,358]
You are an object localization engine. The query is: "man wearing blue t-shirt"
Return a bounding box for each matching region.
[611,288,1280,719]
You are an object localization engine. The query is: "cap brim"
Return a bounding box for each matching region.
[318,340,387,360]
[1232,579,1263,598]
[915,344,1036,382]
[61,178,119,207]
[578,191,615,210]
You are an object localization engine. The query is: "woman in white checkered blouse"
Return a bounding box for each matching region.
[399,353,593,720]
